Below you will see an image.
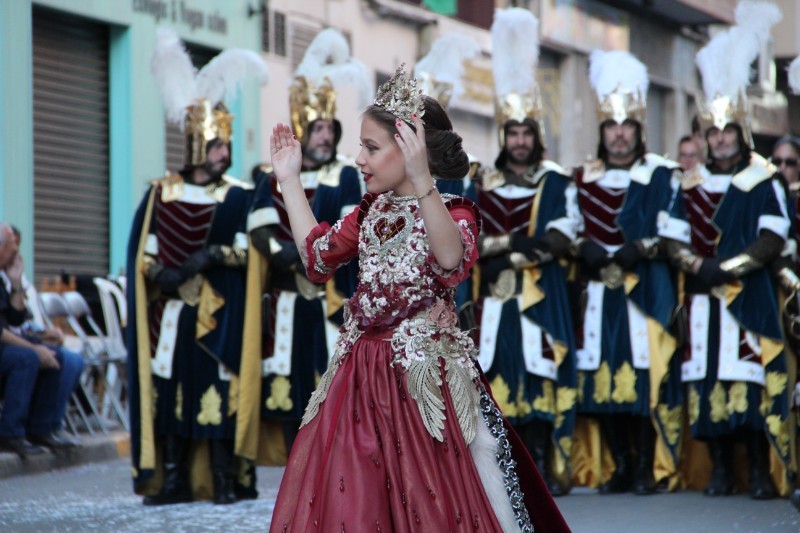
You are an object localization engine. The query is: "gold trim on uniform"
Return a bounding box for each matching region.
[766,371,788,397]
[726,382,748,414]
[266,376,294,412]
[611,361,637,404]
[592,362,611,404]
[688,386,700,426]
[532,380,555,414]
[197,385,223,426]
[709,382,728,423]
[555,386,577,429]
[656,404,682,446]
[767,414,790,457]
[174,383,183,421]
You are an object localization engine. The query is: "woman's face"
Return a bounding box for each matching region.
[355,116,411,196]
[773,142,800,185]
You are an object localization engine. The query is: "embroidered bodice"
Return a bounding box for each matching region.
[302,192,483,443]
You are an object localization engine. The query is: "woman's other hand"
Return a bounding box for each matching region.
[270,123,302,185]
[395,114,433,193]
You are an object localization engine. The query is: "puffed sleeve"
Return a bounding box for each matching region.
[304,205,361,283]
[427,201,480,287]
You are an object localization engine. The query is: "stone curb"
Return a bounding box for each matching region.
[0,431,130,481]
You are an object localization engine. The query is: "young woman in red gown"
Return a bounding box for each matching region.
[267,67,570,532]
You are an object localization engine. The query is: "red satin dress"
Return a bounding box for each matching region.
[269,193,569,532]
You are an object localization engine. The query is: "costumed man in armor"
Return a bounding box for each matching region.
[658,2,793,499]
[126,28,268,505]
[468,8,578,495]
[571,50,680,495]
[248,29,368,458]
[782,56,800,511]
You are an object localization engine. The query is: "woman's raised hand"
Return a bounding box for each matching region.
[394,114,433,191]
[270,123,302,184]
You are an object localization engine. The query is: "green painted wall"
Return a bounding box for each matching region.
[0,0,264,279]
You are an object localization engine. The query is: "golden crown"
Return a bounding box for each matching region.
[289,76,337,143]
[184,99,233,167]
[373,64,425,123]
[697,91,753,148]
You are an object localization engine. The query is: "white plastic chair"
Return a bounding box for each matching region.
[61,291,129,432]
[92,277,129,424]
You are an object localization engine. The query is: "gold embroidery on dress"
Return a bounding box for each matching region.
[656,404,682,446]
[408,356,446,441]
[197,385,223,425]
[766,372,787,397]
[266,376,294,411]
[555,386,576,429]
[767,414,790,457]
[611,362,637,404]
[445,358,479,445]
[688,386,700,426]
[726,382,748,414]
[490,374,514,417]
[577,371,585,404]
[593,362,611,404]
[533,381,555,414]
[709,382,728,423]
[174,383,183,422]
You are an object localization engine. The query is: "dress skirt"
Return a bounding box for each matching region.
[269,332,506,531]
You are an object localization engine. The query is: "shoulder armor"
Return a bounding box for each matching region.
[480,168,506,191]
[732,153,778,192]
[150,172,183,187]
[581,159,605,183]
[222,174,255,190]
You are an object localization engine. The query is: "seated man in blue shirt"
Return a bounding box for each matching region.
[0,223,84,457]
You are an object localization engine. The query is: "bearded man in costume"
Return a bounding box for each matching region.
[248,29,368,457]
[571,50,681,496]
[659,2,792,499]
[467,7,578,495]
[126,28,268,505]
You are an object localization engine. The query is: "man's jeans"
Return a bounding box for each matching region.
[0,345,84,437]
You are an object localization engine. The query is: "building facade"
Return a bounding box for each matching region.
[0,0,263,282]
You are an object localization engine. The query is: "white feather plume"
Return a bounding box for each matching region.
[415,33,480,100]
[151,26,270,124]
[589,50,649,100]
[735,1,782,46]
[294,28,371,108]
[150,27,197,124]
[491,7,539,97]
[196,49,270,106]
[789,56,800,95]
[696,1,781,100]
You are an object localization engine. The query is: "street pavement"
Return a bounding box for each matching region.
[1,459,799,532]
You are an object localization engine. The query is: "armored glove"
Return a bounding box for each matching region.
[697,258,736,287]
[181,245,226,277]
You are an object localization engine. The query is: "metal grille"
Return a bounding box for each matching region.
[32,8,109,282]
[164,44,219,174]
[274,12,287,57]
[290,20,320,71]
